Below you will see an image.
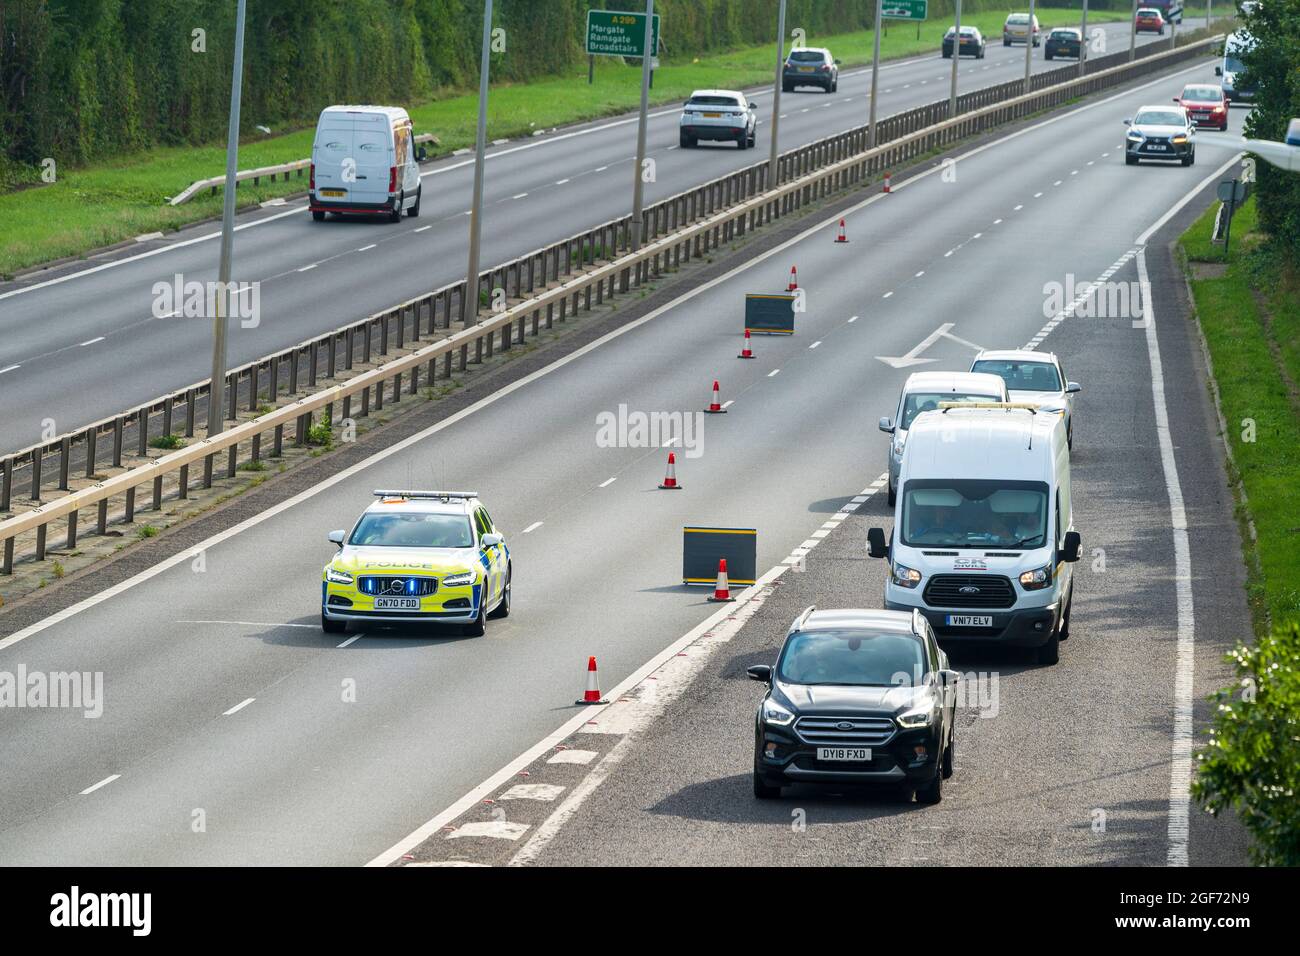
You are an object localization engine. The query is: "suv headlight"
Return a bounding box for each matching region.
[326,567,353,585]
[891,563,922,589]
[762,699,796,726]
[897,701,936,728]
[441,570,476,587]
[1019,563,1053,590]
[1127,130,1143,141]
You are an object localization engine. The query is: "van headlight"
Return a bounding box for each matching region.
[892,434,906,458]
[891,564,922,589]
[326,566,354,585]
[762,699,796,726]
[441,570,476,587]
[1019,563,1053,590]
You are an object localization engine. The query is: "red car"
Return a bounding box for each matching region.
[1175,83,1229,131]
[1135,8,1166,34]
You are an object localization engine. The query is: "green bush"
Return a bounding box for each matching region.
[149,432,186,450]
[1193,621,1300,866]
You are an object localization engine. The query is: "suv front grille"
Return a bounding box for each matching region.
[795,716,896,747]
[358,575,438,597]
[924,573,1016,608]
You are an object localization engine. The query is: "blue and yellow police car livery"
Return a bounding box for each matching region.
[322,490,511,637]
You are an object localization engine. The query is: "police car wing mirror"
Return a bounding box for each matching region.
[480,533,503,548]
[1066,381,1081,393]
[867,527,889,559]
[1060,530,1082,563]
[328,529,346,547]
[747,664,772,684]
[878,416,895,433]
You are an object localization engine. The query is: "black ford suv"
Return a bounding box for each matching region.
[782,48,840,93]
[749,606,959,804]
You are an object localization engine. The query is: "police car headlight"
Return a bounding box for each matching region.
[1019,563,1053,590]
[441,570,476,587]
[326,567,353,585]
[762,699,796,726]
[891,563,922,589]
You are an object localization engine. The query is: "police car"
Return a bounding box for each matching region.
[321,490,510,636]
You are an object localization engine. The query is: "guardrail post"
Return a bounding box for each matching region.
[31,450,43,501]
[124,486,136,523]
[163,396,174,438]
[137,408,149,456]
[226,445,237,479]
[84,427,99,477]
[289,350,300,394]
[392,373,402,403]
[380,314,390,356]
[35,524,46,562]
[203,454,213,489]
[307,344,317,388]
[185,390,196,437]
[360,388,370,418]
[251,433,261,463]
[97,499,107,535]
[0,457,10,512]
[112,417,124,467]
[273,424,284,457]
[179,463,189,500]
[344,329,355,371]
[58,436,70,490]
[153,475,164,509]
[227,373,237,421]
[248,364,259,413]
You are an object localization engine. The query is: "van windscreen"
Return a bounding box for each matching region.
[901,479,1049,549]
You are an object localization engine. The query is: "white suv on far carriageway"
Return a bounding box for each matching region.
[680,90,757,150]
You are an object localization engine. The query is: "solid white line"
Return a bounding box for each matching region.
[79,337,105,347]
[0,58,1221,665]
[522,521,543,534]
[80,774,120,795]
[223,697,255,716]
[598,477,616,488]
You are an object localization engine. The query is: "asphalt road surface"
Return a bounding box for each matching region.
[0,18,1212,454]
[0,48,1248,866]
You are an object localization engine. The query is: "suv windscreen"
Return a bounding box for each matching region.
[778,630,925,687]
[900,391,1001,430]
[349,513,474,548]
[788,50,826,62]
[900,479,1049,549]
[971,359,1062,392]
[1133,109,1186,126]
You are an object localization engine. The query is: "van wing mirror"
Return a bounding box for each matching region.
[1060,530,1082,563]
[328,529,346,547]
[416,145,428,162]
[867,527,889,559]
[878,417,895,433]
[747,664,772,683]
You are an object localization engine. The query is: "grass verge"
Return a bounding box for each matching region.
[1179,196,1300,630]
[0,7,1135,277]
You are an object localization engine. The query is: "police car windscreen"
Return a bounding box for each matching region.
[778,631,924,687]
[349,513,475,548]
[901,480,1049,549]
[901,392,1001,430]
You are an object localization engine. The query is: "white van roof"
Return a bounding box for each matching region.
[901,407,1063,483]
[902,371,1008,394]
[318,105,411,124]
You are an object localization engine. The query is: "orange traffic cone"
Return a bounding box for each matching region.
[738,328,755,359]
[658,451,682,489]
[704,379,727,414]
[787,265,799,291]
[709,559,735,602]
[883,170,892,194]
[576,656,607,705]
[835,218,849,243]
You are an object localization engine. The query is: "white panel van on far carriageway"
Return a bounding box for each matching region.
[309,105,425,223]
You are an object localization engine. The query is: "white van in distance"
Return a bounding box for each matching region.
[309,105,425,222]
[867,404,1082,665]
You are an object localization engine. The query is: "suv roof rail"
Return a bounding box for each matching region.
[939,401,1038,413]
[372,489,478,500]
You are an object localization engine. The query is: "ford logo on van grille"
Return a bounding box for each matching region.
[959,586,981,594]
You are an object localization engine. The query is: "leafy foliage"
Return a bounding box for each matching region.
[1193,622,1300,866]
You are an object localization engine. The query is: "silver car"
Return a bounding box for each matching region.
[878,371,1009,505]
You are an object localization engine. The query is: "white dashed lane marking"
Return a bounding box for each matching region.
[80,775,120,796]
[223,698,255,716]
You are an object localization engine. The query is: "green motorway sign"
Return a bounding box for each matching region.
[882,0,928,21]
[586,10,661,58]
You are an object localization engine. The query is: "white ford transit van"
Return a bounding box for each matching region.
[309,105,425,222]
[867,404,1082,665]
